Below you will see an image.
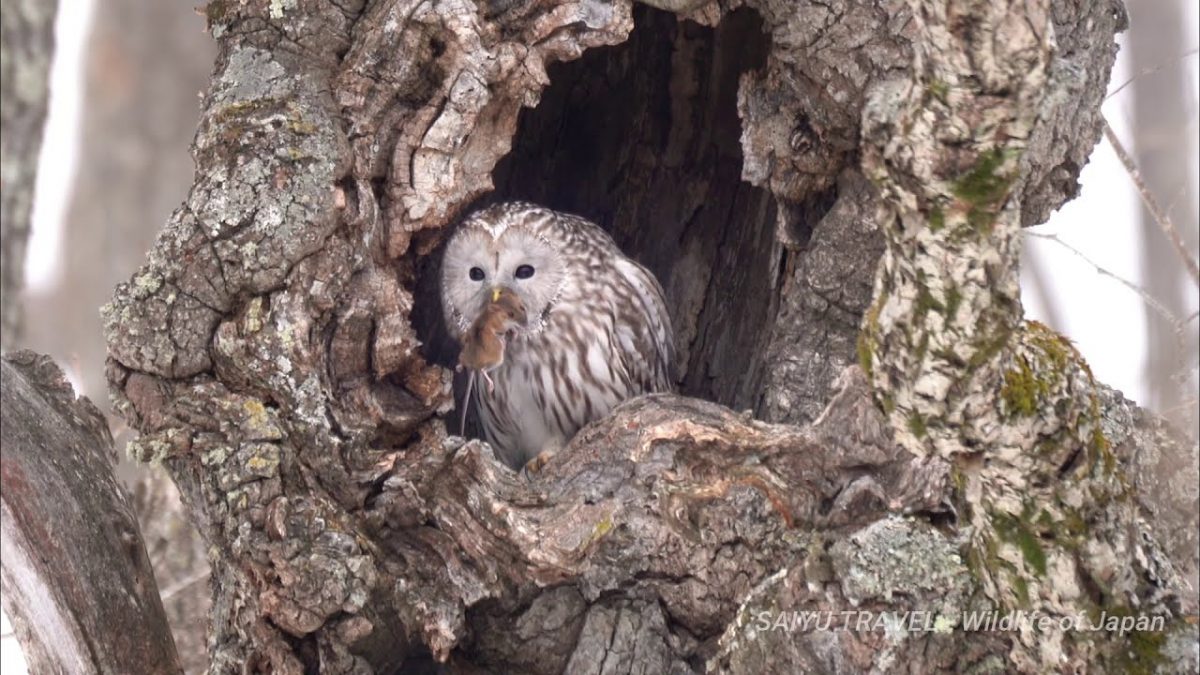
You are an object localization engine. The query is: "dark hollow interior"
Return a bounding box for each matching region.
[413,5,802,422]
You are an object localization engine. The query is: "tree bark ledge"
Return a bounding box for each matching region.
[1,352,182,674]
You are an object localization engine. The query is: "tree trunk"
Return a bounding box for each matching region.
[1,352,182,674]
[102,0,1197,672]
[0,0,56,347]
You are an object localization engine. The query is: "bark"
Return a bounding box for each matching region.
[0,351,181,674]
[0,0,56,347]
[101,0,1196,672]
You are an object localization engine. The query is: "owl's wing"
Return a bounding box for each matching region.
[613,258,675,392]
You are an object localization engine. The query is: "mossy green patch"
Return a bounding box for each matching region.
[1121,625,1167,675]
[1025,320,1075,371]
[929,205,946,232]
[857,297,884,375]
[205,0,229,25]
[881,392,896,414]
[915,284,945,319]
[967,326,1012,370]
[1008,568,1031,607]
[951,148,1014,234]
[944,284,962,320]
[914,331,931,363]
[927,80,950,104]
[907,412,928,438]
[992,510,1048,577]
[1001,355,1044,416]
[1108,605,1169,675]
[952,148,1011,206]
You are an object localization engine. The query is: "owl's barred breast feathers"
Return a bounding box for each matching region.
[440,202,675,469]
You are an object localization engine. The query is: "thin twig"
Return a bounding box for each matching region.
[1104,48,1200,101]
[159,569,211,602]
[1102,119,1200,287]
[1024,231,1183,327]
[1024,230,1199,423]
[1162,179,1195,223]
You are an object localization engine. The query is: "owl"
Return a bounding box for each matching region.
[441,202,675,470]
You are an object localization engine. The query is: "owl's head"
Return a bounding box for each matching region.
[441,203,568,339]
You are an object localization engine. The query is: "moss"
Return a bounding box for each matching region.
[1058,508,1088,540]
[1007,567,1031,607]
[907,412,927,438]
[929,205,946,232]
[952,148,1011,206]
[927,80,950,104]
[914,330,931,363]
[992,511,1047,577]
[1091,426,1117,476]
[944,283,962,320]
[205,0,229,25]
[856,332,873,375]
[915,284,945,318]
[1001,355,1044,417]
[967,326,1012,370]
[857,297,884,375]
[951,467,967,493]
[1025,320,1074,372]
[881,392,896,414]
[999,323,1084,418]
[1106,605,1169,675]
[1121,625,1167,675]
[951,149,1014,234]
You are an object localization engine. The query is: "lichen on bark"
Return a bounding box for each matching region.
[857,1,1191,669]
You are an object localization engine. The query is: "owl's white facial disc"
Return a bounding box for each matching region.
[441,217,567,338]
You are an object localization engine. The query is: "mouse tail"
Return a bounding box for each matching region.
[460,371,476,438]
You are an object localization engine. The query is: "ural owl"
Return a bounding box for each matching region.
[441,202,675,469]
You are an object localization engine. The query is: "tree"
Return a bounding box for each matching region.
[0,0,56,346]
[1,352,181,674]
[96,0,1197,672]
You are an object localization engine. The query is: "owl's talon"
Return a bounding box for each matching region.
[523,450,553,476]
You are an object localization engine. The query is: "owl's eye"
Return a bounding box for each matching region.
[469,267,485,281]
[515,264,535,280]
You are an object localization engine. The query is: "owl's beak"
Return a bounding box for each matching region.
[488,285,528,327]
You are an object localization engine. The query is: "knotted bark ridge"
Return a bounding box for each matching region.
[101,0,1195,672]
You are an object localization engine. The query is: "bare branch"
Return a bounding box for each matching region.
[1104,47,1199,101]
[1103,119,1200,287]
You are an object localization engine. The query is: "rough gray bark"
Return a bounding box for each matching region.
[0,0,57,347]
[0,351,182,674]
[101,0,1196,672]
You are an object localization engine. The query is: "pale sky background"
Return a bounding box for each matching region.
[2,1,1198,671]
